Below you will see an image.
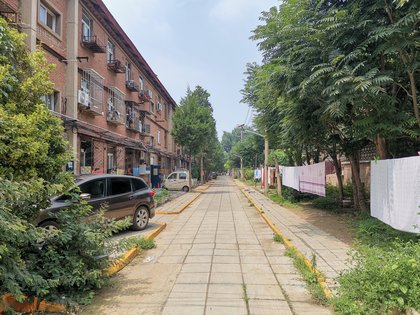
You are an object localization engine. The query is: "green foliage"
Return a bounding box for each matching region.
[332,217,420,314]
[312,185,353,212]
[0,17,127,309]
[154,188,171,206]
[119,237,156,251]
[273,234,284,244]
[268,192,300,209]
[243,167,254,180]
[285,247,329,305]
[332,242,420,314]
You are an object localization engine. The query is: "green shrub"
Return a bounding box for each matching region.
[154,188,171,206]
[333,242,420,314]
[119,237,156,251]
[244,167,254,180]
[312,184,354,212]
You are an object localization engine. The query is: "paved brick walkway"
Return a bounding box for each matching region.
[236,181,351,290]
[81,177,331,315]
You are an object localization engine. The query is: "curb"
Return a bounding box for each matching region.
[104,223,167,276]
[0,223,168,314]
[156,192,202,215]
[240,187,332,300]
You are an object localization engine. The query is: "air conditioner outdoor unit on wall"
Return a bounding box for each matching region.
[127,80,135,89]
[146,89,153,99]
[78,90,90,107]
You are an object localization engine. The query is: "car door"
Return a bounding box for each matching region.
[78,178,107,212]
[165,172,178,190]
[105,177,134,219]
[177,172,188,190]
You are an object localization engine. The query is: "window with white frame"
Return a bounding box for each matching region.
[107,41,115,62]
[157,128,161,144]
[125,62,131,81]
[41,91,59,112]
[39,3,60,34]
[82,12,92,41]
[139,76,144,90]
[150,101,155,113]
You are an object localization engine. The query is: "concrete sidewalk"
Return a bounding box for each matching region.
[235,180,351,290]
[81,177,331,315]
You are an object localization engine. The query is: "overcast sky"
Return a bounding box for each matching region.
[102,0,279,138]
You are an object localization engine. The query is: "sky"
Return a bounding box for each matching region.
[102,0,279,138]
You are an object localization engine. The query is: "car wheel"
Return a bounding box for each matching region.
[39,220,60,230]
[132,206,149,231]
[182,186,189,192]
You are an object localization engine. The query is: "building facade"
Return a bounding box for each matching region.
[0,0,188,186]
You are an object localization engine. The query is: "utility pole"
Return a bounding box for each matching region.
[264,132,269,194]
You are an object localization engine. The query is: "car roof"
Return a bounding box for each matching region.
[75,174,145,183]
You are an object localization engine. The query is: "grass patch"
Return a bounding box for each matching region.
[154,189,171,206]
[285,247,329,305]
[119,237,156,251]
[332,216,420,314]
[268,193,301,209]
[273,234,284,244]
[242,283,250,313]
[312,184,353,212]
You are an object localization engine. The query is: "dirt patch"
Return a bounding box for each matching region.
[285,202,357,246]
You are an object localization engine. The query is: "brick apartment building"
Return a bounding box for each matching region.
[0,0,188,186]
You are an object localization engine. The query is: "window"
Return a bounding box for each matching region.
[39,3,60,34]
[82,12,92,41]
[139,76,144,90]
[132,178,147,191]
[107,41,115,62]
[110,178,132,195]
[157,128,161,144]
[179,172,187,180]
[79,179,106,199]
[107,87,125,124]
[80,68,104,115]
[125,62,131,81]
[168,173,177,180]
[150,102,155,113]
[41,91,58,112]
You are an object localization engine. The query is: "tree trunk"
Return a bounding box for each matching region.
[275,161,282,196]
[374,134,388,159]
[408,71,420,128]
[330,152,344,205]
[200,155,204,184]
[348,152,367,212]
[305,146,311,165]
[188,159,192,191]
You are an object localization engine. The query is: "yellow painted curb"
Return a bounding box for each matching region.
[240,187,332,300]
[103,223,167,277]
[145,223,167,240]
[0,224,168,314]
[156,193,202,215]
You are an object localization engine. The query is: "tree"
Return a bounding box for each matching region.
[172,86,217,187]
[0,18,125,308]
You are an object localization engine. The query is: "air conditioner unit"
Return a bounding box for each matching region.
[126,80,135,89]
[78,90,90,107]
[146,89,153,99]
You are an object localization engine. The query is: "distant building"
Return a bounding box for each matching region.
[1,0,188,186]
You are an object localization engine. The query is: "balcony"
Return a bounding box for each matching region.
[107,87,125,125]
[81,35,106,53]
[107,59,126,73]
[79,69,104,116]
[0,1,19,26]
[126,80,139,92]
[138,89,152,103]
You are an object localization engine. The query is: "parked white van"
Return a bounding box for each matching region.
[163,171,194,192]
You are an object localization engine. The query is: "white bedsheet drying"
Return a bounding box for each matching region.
[371,156,420,233]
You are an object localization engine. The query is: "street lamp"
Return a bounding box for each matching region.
[239,126,269,194]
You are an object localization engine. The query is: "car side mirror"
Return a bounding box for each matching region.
[80,193,91,201]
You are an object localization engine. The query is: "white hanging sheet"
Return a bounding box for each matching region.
[299,161,326,197]
[371,156,420,233]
